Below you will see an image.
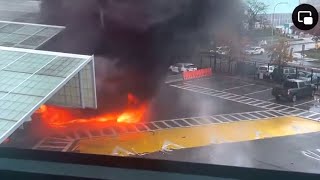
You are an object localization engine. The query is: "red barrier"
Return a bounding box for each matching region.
[183,68,213,80]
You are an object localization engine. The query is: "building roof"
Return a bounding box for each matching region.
[0,20,64,49]
[0,46,94,143]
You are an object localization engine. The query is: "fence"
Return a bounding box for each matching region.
[172,53,320,85]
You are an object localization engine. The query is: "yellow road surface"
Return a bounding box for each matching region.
[72,116,320,156]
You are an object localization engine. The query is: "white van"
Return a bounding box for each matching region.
[256,65,275,79]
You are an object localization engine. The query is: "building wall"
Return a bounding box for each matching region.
[262,13,292,27]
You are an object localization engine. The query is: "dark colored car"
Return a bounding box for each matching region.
[272,79,316,102]
[298,71,320,84]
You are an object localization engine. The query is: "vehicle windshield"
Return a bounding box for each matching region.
[2,0,320,179]
[284,81,298,89]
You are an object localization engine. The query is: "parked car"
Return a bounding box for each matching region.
[245,47,265,55]
[270,67,297,82]
[169,63,198,73]
[272,79,316,102]
[286,34,299,39]
[298,71,320,84]
[216,46,230,55]
[256,65,275,79]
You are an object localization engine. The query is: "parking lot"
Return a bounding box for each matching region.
[32,73,320,161]
[173,75,320,110]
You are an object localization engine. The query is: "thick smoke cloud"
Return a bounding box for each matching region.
[40,0,244,112]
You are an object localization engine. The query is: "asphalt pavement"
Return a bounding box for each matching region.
[149,77,263,121]
[3,0,320,176]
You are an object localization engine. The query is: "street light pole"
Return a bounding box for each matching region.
[271,2,288,45]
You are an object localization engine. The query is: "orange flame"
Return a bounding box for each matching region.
[36,93,148,128]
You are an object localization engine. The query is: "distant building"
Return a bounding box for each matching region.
[262,13,292,27]
[284,23,294,34]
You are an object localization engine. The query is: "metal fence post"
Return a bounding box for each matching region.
[311,69,314,84]
[254,61,257,80]
[214,53,217,71]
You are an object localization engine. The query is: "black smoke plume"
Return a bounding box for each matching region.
[40,0,245,113]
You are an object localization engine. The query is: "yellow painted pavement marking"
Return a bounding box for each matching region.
[72,116,320,156]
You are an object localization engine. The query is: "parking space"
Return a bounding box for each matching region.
[225,84,270,95]
[183,76,320,111]
[171,76,320,121]
[32,74,320,167]
[186,76,252,91]
[295,99,320,111]
[269,96,318,108]
[245,88,274,101]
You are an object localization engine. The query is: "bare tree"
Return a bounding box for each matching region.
[246,0,268,30]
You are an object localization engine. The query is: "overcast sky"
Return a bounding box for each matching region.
[258,0,299,14]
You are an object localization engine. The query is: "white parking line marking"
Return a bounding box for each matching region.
[296,112,310,116]
[180,119,193,126]
[218,115,233,122]
[246,113,260,119]
[151,122,162,129]
[228,114,242,120]
[280,107,294,112]
[222,84,255,91]
[162,121,173,128]
[262,111,277,117]
[250,101,266,106]
[238,113,255,120]
[220,93,233,98]
[243,88,272,96]
[270,105,288,110]
[171,83,320,122]
[224,95,240,99]
[255,112,269,118]
[238,99,254,103]
[289,109,304,115]
[264,104,280,108]
[247,100,262,105]
[209,116,223,123]
[294,100,316,107]
[305,113,318,118]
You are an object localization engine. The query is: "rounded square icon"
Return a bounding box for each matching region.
[293,4,318,30]
[304,16,313,25]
